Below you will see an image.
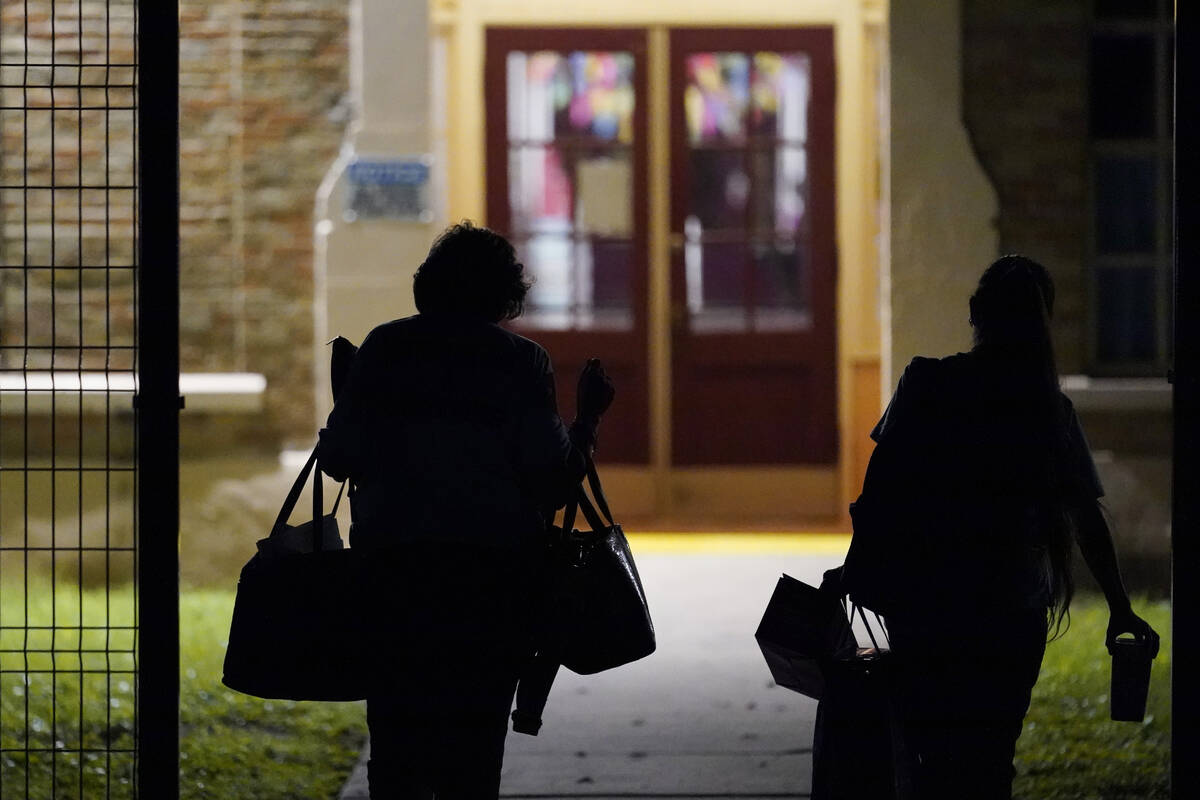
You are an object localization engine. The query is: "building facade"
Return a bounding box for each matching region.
[1,0,1167,546]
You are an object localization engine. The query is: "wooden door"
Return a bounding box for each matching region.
[669,28,837,465]
[486,28,650,464]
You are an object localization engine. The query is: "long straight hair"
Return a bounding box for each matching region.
[969,255,1074,639]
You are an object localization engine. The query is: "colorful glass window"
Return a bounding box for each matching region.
[682,51,812,332]
[505,51,636,331]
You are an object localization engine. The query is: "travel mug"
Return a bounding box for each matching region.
[1110,636,1154,722]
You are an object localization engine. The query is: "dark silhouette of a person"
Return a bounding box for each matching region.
[829,255,1159,799]
[319,221,614,799]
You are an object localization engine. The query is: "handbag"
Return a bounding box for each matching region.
[755,574,858,700]
[811,602,912,800]
[549,455,656,675]
[511,457,655,735]
[221,447,369,701]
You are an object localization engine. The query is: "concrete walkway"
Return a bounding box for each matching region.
[340,542,846,799]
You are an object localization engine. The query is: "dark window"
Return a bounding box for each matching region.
[1090,35,1156,138]
[1093,0,1160,20]
[1087,4,1171,374]
[1097,267,1157,361]
[1095,157,1157,253]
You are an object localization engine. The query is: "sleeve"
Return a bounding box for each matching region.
[318,329,383,483]
[860,358,939,502]
[514,346,588,514]
[1062,401,1105,500]
[870,357,934,444]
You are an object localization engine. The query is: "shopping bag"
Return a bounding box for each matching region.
[811,604,912,800]
[222,448,369,701]
[755,574,858,700]
[550,456,656,676]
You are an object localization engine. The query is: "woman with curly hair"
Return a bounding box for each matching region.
[320,222,614,798]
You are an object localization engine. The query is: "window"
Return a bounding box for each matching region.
[504,50,637,331]
[1087,0,1173,374]
[681,51,813,333]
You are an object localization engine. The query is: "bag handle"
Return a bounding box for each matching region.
[560,482,608,538]
[269,446,347,552]
[583,454,615,527]
[271,449,318,538]
[312,453,324,552]
[844,598,890,651]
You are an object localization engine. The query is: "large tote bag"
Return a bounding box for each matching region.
[552,457,656,676]
[222,449,369,701]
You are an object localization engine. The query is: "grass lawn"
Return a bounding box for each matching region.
[1,587,366,800]
[1013,596,1171,800]
[1,587,1170,799]
[178,591,367,800]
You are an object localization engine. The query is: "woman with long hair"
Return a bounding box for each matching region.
[832,255,1158,799]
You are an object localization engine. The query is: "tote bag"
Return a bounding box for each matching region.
[222,449,369,701]
[551,457,656,676]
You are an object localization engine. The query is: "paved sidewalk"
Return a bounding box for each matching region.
[340,546,845,799]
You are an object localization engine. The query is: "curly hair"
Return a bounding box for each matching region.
[412,221,532,322]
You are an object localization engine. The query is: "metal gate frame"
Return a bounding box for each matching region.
[135,1,179,797]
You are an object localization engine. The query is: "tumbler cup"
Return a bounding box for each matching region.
[1110,636,1154,722]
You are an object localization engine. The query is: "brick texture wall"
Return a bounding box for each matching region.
[181,0,349,445]
[1,0,349,449]
[961,0,1089,373]
[0,1,138,372]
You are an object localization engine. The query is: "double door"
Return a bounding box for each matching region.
[485,27,837,469]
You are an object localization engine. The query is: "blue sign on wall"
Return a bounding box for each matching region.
[345,156,433,221]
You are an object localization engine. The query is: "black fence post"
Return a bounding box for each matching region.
[1173,3,1198,797]
[136,1,181,798]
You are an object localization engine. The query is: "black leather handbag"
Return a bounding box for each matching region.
[222,448,369,701]
[551,457,656,675]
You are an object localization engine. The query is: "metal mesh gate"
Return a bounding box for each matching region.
[0,1,178,797]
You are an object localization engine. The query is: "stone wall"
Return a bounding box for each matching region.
[0,1,349,450]
[181,0,350,446]
[961,0,1089,373]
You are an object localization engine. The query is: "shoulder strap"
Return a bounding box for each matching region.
[312,449,324,552]
[561,456,612,535]
[269,446,346,553]
[271,449,318,537]
[583,453,615,527]
[560,483,608,536]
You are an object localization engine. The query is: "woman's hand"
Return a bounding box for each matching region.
[576,358,615,423]
[1106,607,1161,658]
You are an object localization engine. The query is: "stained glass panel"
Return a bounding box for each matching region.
[683,51,811,332]
[506,51,635,331]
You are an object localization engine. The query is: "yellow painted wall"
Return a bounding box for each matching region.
[433,0,887,521]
